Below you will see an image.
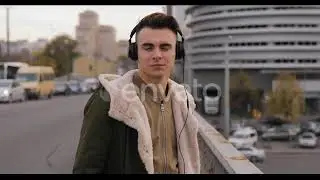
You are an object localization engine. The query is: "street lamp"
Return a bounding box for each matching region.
[4,6,11,60]
[63,39,72,81]
[223,35,232,138]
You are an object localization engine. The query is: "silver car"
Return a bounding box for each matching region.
[298,132,317,148]
[237,146,266,163]
[0,79,26,103]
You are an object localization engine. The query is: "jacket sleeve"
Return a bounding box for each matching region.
[72,87,112,174]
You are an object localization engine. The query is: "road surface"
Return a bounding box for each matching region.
[256,152,320,174]
[0,95,90,174]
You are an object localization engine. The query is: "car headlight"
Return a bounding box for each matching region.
[3,89,9,95]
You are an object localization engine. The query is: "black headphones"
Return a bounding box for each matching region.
[127,24,185,61]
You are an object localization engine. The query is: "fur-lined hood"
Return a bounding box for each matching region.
[98,69,200,174]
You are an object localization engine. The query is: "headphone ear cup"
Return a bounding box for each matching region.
[176,41,185,60]
[128,42,138,61]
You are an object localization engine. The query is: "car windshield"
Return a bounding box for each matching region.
[0,81,11,88]
[302,134,314,139]
[233,134,248,139]
[16,73,38,82]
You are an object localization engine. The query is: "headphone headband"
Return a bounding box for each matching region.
[128,23,185,61]
[128,24,184,44]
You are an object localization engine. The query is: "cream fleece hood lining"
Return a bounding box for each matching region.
[98,69,200,174]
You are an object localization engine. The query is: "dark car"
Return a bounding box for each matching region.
[53,81,71,96]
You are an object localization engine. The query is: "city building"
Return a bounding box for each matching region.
[185,5,320,114]
[0,39,48,57]
[74,10,118,76]
[116,40,129,58]
[75,10,117,61]
[164,6,191,36]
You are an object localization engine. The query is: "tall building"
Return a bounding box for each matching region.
[116,40,129,58]
[75,10,117,61]
[74,10,118,77]
[165,6,190,36]
[185,5,320,114]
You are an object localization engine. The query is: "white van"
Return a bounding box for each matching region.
[228,127,258,148]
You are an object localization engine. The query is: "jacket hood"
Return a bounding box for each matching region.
[97,69,200,174]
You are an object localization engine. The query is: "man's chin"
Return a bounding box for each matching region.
[148,71,166,78]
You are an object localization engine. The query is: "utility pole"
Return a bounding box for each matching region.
[166,5,173,16]
[223,35,232,139]
[6,7,11,59]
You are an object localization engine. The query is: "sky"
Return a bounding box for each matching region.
[0,5,165,42]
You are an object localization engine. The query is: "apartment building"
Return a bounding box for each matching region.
[185,5,320,114]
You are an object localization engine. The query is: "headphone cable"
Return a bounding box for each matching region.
[177,56,189,174]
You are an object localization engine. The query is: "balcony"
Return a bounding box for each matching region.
[196,112,263,174]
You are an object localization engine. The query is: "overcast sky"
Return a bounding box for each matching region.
[0,5,164,42]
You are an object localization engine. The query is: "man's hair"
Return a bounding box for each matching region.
[135,12,181,40]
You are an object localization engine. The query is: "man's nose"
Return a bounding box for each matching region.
[152,48,163,60]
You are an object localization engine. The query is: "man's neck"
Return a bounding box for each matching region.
[138,70,168,90]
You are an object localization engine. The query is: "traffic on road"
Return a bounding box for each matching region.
[227,116,320,173]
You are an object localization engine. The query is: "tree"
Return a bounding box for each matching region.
[28,50,57,73]
[42,34,80,77]
[117,55,128,61]
[266,72,305,122]
[230,70,261,118]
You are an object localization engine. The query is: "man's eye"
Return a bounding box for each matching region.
[161,47,170,51]
[144,47,153,51]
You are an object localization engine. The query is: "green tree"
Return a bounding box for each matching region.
[117,55,128,61]
[42,34,80,77]
[29,50,57,73]
[230,70,260,118]
[266,72,305,122]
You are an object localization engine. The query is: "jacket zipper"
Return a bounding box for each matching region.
[160,101,168,173]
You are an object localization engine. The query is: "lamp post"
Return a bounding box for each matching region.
[223,35,232,138]
[5,6,11,60]
[63,39,71,81]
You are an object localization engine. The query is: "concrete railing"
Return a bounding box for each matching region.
[196,113,263,174]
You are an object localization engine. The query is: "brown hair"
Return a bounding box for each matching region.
[135,12,182,40]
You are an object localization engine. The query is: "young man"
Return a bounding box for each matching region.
[72,12,200,174]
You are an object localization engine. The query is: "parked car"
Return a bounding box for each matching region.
[228,127,258,148]
[79,81,90,94]
[0,79,26,103]
[237,146,266,163]
[261,125,299,141]
[53,81,71,96]
[300,120,320,135]
[298,132,318,148]
[84,78,99,92]
[67,80,81,94]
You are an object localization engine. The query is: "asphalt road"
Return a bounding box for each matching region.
[256,152,320,174]
[0,94,90,174]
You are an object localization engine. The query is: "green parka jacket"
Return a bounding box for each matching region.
[72,70,200,174]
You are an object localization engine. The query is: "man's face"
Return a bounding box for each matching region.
[137,27,176,79]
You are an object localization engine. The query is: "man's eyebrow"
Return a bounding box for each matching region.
[141,43,154,47]
[160,43,172,47]
[141,42,173,47]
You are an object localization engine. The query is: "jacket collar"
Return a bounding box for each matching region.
[98,69,200,174]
